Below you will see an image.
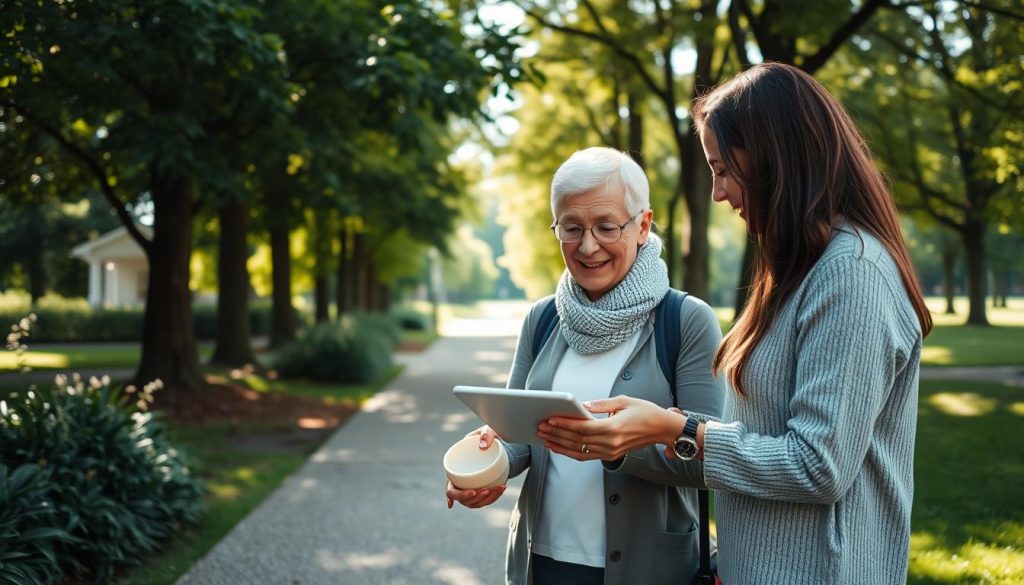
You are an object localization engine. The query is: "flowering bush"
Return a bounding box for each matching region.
[0,315,204,582]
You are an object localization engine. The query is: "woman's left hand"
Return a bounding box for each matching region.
[538,395,679,461]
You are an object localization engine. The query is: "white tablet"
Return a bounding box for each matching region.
[453,385,595,444]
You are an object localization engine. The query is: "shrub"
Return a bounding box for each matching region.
[0,298,274,342]
[274,322,393,384]
[390,306,431,331]
[344,311,402,346]
[0,376,205,582]
[0,463,74,585]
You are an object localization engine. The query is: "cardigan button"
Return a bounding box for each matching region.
[608,493,620,505]
[621,370,633,380]
[610,550,622,562]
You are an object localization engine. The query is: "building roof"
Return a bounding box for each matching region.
[70,225,153,261]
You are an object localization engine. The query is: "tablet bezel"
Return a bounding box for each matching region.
[453,385,595,444]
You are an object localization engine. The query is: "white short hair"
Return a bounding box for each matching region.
[550,147,650,216]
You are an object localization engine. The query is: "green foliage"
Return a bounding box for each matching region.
[0,463,73,585]
[0,299,272,342]
[273,320,394,384]
[391,306,431,331]
[344,311,401,347]
[442,225,501,302]
[0,377,204,582]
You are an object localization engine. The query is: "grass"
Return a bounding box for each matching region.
[909,379,1024,584]
[0,342,213,372]
[714,297,1024,367]
[208,365,405,404]
[112,368,401,585]
[1,326,434,373]
[112,425,309,585]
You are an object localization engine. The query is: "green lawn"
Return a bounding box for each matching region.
[715,297,1024,367]
[910,379,1024,584]
[112,369,399,585]
[112,425,309,585]
[0,343,213,372]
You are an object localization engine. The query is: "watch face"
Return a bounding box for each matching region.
[674,437,698,460]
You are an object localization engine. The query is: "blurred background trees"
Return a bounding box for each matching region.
[2,0,1022,395]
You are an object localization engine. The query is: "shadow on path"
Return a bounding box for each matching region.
[177,332,522,585]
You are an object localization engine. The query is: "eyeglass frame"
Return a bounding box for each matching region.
[549,210,646,244]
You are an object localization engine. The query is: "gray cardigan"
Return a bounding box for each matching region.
[702,227,923,584]
[502,293,725,585]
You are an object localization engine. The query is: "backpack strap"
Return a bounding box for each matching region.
[654,288,717,583]
[654,288,687,408]
[531,296,560,358]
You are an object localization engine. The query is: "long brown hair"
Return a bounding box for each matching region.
[691,63,932,396]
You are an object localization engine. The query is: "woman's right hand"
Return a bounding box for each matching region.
[446,481,507,509]
[446,425,507,509]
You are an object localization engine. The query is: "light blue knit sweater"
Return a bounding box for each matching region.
[702,227,923,585]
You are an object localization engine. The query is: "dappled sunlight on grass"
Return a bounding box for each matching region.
[242,373,270,391]
[927,392,998,416]
[922,325,1024,367]
[0,351,69,369]
[910,528,1024,584]
[926,297,1024,326]
[919,383,1024,417]
[921,346,955,366]
[913,380,1024,584]
[207,483,242,500]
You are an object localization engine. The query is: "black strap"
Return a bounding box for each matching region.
[531,296,559,358]
[529,290,714,581]
[694,490,715,584]
[654,288,686,405]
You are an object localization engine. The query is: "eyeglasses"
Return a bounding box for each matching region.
[550,211,644,244]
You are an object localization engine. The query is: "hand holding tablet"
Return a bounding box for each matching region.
[453,385,595,444]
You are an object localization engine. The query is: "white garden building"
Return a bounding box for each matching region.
[70,225,152,308]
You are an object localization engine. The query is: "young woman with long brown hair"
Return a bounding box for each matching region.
[535,63,932,584]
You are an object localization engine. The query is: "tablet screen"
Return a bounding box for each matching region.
[453,385,595,444]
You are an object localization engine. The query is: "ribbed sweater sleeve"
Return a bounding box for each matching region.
[702,252,915,504]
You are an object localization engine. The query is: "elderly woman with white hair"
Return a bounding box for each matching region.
[447,147,725,585]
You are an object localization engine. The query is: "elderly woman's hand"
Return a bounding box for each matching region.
[538,395,682,461]
[446,425,507,509]
[466,424,500,449]
[446,480,507,509]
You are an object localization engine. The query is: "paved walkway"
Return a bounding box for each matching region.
[177,329,524,585]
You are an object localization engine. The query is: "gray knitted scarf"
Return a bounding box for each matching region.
[555,234,670,354]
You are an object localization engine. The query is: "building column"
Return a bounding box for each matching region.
[87,260,102,307]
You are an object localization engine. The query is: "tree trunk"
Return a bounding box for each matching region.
[352,233,368,310]
[961,221,989,325]
[135,170,205,393]
[681,128,712,301]
[269,223,297,346]
[312,208,332,323]
[210,197,255,366]
[665,183,682,288]
[364,257,379,311]
[733,233,756,321]
[27,249,47,304]
[314,276,329,322]
[941,235,958,314]
[628,92,644,170]
[991,270,1007,308]
[378,282,391,312]
[335,226,350,318]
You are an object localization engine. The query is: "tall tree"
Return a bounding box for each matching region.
[515,0,729,300]
[838,2,1024,325]
[724,0,894,317]
[1,0,291,392]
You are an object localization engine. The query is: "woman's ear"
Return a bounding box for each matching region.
[637,209,654,245]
